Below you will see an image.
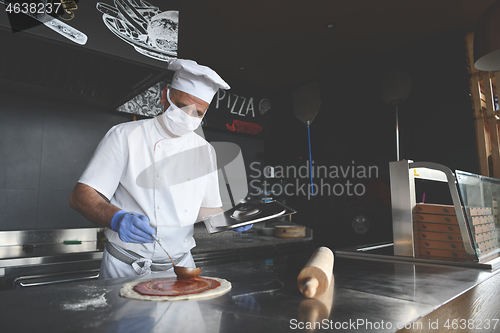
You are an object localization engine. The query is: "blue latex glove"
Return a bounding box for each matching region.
[110,210,155,243]
[233,224,253,232]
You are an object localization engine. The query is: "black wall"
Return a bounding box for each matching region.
[266,29,478,249]
[0,92,130,230]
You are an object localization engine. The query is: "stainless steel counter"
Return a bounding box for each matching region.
[0,252,498,332]
[0,229,313,290]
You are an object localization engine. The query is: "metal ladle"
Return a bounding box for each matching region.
[151,234,201,279]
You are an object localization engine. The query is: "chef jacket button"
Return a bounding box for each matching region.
[187,177,190,181]
[157,206,161,210]
[184,239,187,242]
[157,174,162,178]
[184,209,188,212]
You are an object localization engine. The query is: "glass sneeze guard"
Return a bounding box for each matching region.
[456,170,500,260]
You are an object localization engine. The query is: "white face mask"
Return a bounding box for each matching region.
[162,90,203,136]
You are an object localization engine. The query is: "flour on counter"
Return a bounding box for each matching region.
[62,293,108,311]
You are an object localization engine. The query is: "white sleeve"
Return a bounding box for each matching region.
[201,144,222,208]
[78,125,128,201]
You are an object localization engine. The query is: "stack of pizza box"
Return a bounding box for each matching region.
[493,199,499,229]
[413,203,499,259]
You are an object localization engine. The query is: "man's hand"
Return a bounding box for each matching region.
[111,210,155,243]
[233,224,253,232]
[70,183,121,229]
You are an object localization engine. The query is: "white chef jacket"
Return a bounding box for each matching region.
[79,117,222,261]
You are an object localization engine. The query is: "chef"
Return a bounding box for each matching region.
[70,59,251,279]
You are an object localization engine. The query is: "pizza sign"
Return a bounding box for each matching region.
[207,89,272,137]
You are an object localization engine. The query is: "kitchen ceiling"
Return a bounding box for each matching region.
[179,0,497,93]
[0,0,496,109]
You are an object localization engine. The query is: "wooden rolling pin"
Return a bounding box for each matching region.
[297,247,334,298]
[298,276,335,324]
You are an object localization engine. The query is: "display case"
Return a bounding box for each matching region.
[390,161,500,263]
[337,161,500,270]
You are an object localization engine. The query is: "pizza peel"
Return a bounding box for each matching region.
[202,200,296,234]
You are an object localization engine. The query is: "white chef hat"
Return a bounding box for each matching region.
[168,59,230,103]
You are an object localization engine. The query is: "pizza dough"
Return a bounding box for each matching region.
[120,276,231,302]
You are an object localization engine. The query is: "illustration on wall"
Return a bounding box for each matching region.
[117,80,167,117]
[96,0,178,61]
[1,0,87,45]
[226,120,262,135]
[209,89,272,136]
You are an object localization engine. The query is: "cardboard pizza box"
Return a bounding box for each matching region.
[416,244,498,258]
[471,215,494,226]
[415,228,497,246]
[414,204,493,217]
[413,213,458,224]
[485,238,498,248]
[415,247,476,259]
[416,239,465,251]
[476,239,498,252]
[414,230,464,242]
[475,230,498,243]
[414,222,461,233]
[414,203,456,215]
[474,223,496,234]
[414,212,493,226]
[417,239,497,252]
[468,207,493,216]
